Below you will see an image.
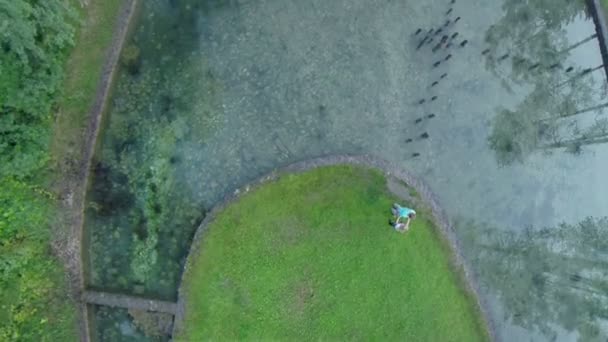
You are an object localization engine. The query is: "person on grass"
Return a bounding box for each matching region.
[389,203,416,233]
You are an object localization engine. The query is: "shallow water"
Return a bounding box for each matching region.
[86,0,608,340]
[92,305,169,342]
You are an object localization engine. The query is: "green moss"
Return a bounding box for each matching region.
[177,165,489,341]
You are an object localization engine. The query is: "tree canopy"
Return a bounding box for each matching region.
[0,0,76,179]
[1,1,79,340]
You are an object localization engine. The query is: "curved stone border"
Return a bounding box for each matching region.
[173,155,497,341]
[61,1,141,340]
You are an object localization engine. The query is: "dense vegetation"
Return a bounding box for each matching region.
[1,0,122,339]
[0,0,77,339]
[177,166,489,341]
[0,0,76,178]
[485,0,608,164]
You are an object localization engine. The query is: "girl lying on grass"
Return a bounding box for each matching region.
[389,203,416,233]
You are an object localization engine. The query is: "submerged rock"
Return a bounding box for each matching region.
[121,44,142,75]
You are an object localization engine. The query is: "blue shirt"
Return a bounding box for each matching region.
[398,206,415,218]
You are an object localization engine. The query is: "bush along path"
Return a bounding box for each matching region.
[0,0,125,340]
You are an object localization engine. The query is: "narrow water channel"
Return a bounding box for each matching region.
[86,0,608,340]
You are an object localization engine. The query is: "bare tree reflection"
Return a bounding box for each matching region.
[484,0,608,164]
[483,0,586,85]
[461,217,608,341]
[488,82,608,164]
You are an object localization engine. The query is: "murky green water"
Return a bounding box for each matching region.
[86,0,608,340]
[92,305,170,342]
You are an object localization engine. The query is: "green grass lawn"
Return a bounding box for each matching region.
[51,0,123,176]
[177,165,489,341]
[0,180,76,341]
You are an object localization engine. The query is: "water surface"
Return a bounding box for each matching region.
[86,0,608,340]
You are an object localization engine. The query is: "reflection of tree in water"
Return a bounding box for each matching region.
[462,217,608,341]
[488,77,608,164]
[484,0,608,164]
[484,0,585,85]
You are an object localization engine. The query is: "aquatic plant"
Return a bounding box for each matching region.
[121,44,142,75]
[94,306,152,341]
[87,35,221,298]
[128,309,173,338]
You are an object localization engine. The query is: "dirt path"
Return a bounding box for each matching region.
[172,155,498,341]
[56,0,140,340]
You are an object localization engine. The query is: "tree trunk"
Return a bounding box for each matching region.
[559,33,598,54]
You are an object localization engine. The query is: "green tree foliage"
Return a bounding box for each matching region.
[0,178,75,341]
[0,0,76,178]
[1,0,78,340]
